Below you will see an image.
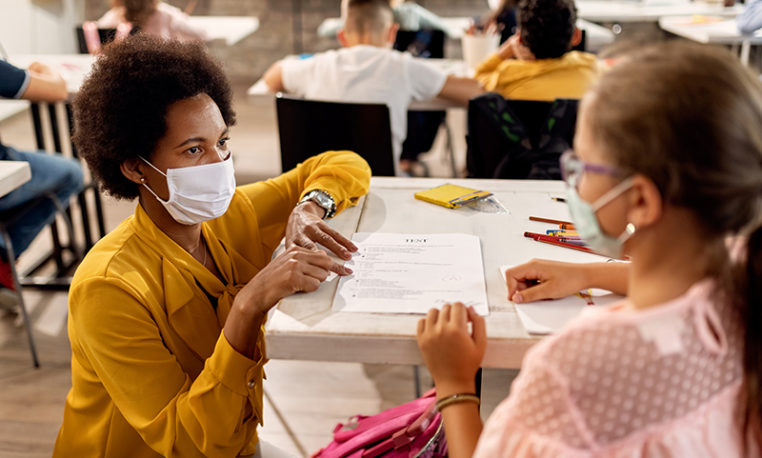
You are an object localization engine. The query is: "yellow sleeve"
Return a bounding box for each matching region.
[237,150,371,253]
[475,53,503,75]
[474,53,505,89]
[69,277,264,457]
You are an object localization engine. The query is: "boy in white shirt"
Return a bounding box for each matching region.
[263,0,483,176]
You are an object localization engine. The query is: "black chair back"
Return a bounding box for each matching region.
[275,95,396,176]
[74,25,140,54]
[393,29,446,58]
[466,93,579,179]
[75,26,116,54]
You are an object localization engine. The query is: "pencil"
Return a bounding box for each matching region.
[529,216,574,226]
[559,222,576,230]
[524,232,587,245]
[551,197,566,203]
[528,236,595,254]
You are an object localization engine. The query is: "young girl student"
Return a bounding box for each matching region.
[417,40,762,457]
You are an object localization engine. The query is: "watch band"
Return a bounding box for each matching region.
[299,190,337,219]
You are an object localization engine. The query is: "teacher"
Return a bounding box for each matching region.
[53,35,370,457]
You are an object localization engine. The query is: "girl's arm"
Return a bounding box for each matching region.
[417,303,487,458]
[505,260,630,303]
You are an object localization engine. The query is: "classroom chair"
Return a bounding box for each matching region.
[75,24,138,54]
[465,93,579,179]
[275,94,396,176]
[0,192,77,368]
[18,102,106,288]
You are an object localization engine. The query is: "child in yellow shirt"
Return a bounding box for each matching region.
[475,0,597,101]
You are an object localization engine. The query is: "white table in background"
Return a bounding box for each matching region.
[266,177,612,369]
[0,161,31,198]
[659,15,762,65]
[317,16,470,39]
[316,17,614,52]
[189,16,260,46]
[0,100,30,124]
[577,0,742,23]
[247,58,467,111]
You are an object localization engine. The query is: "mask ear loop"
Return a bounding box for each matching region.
[138,157,170,204]
[617,222,637,244]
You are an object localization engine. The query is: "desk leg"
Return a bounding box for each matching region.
[741,41,751,67]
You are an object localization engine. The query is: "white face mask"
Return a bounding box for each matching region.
[140,155,236,225]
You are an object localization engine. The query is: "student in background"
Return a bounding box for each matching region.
[417,41,762,457]
[264,0,483,176]
[317,0,458,39]
[475,0,597,101]
[97,0,207,42]
[53,35,369,457]
[737,0,762,34]
[0,60,84,298]
[488,0,518,44]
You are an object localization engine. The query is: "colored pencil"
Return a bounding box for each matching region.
[524,232,585,244]
[524,233,594,254]
[529,216,572,225]
[551,196,566,202]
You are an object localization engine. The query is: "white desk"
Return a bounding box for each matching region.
[189,16,259,46]
[0,161,31,198]
[8,54,95,95]
[659,15,762,64]
[266,177,612,369]
[316,17,614,52]
[0,100,30,124]
[247,58,467,111]
[577,0,742,23]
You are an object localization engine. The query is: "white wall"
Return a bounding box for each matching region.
[0,0,85,55]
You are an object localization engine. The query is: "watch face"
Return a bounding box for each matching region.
[303,190,336,218]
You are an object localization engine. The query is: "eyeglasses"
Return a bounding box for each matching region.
[560,149,623,189]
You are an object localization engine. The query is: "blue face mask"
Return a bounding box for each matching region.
[566,177,637,259]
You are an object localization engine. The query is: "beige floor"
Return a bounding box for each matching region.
[0,84,517,457]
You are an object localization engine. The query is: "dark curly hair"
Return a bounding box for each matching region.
[518,0,577,59]
[72,35,236,199]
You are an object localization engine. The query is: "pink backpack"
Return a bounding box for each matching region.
[312,389,447,458]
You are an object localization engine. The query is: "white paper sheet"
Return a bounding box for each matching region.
[332,233,489,315]
[500,265,623,334]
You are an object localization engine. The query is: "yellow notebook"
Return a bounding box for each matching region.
[414,184,493,209]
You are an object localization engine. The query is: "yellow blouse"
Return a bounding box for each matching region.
[53,151,370,457]
[474,51,599,101]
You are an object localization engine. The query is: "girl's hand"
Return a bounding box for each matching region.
[416,303,486,397]
[505,259,590,303]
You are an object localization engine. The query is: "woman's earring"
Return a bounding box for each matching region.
[140,177,146,183]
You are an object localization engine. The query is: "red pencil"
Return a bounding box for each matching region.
[524,232,594,254]
[524,232,586,245]
[529,216,572,225]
